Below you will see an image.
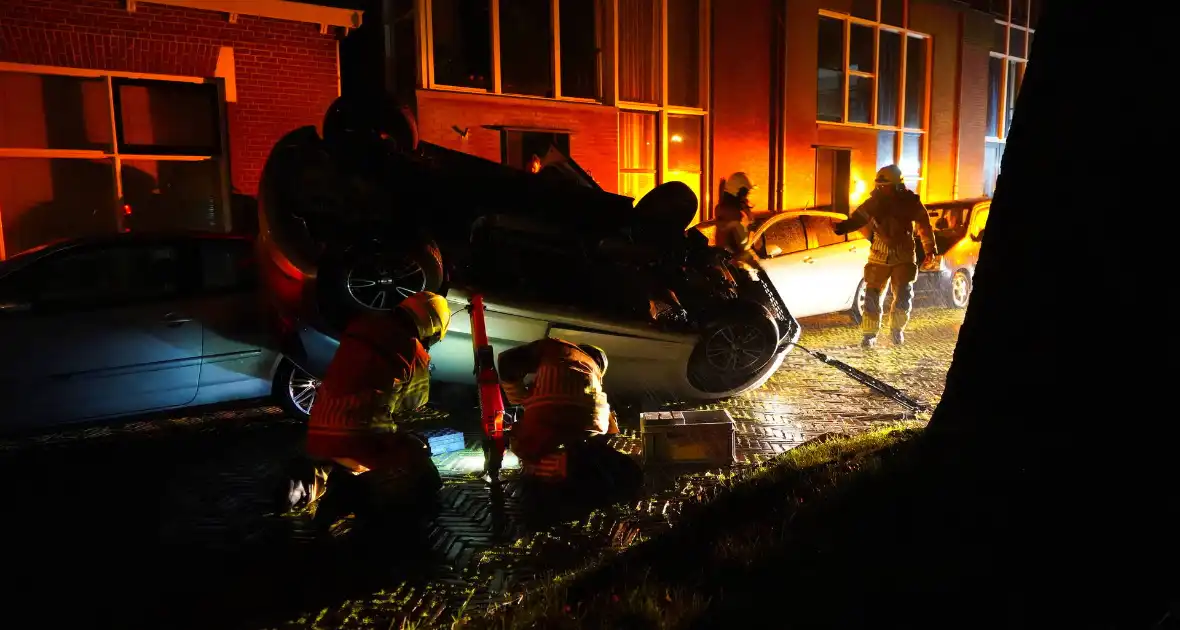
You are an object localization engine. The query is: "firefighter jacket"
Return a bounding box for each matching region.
[306,312,432,463]
[839,187,937,266]
[498,338,612,461]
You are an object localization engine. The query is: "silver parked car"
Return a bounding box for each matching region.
[0,233,313,433]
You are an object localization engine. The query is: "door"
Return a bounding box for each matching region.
[189,238,275,404]
[546,326,695,403]
[752,216,822,317]
[0,242,203,431]
[801,214,870,313]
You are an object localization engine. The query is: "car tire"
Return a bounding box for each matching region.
[948,269,971,309]
[320,239,444,329]
[275,359,320,421]
[687,305,780,395]
[850,279,866,325]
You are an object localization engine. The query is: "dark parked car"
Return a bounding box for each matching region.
[255,99,800,406]
[0,233,315,433]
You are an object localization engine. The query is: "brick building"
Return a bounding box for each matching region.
[0,0,361,259]
[375,0,1037,222]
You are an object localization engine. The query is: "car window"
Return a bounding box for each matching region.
[22,245,180,306]
[201,239,257,292]
[802,216,846,248]
[760,218,807,256]
[970,206,990,238]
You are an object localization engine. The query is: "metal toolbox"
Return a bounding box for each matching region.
[640,410,737,467]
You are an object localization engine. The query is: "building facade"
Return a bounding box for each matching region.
[395,0,1038,221]
[0,0,359,259]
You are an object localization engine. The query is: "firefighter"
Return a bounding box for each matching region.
[287,291,452,530]
[834,165,937,348]
[714,172,757,257]
[497,339,640,494]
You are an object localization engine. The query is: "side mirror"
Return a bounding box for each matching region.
[765,244,783,257]
[934,218,949,230]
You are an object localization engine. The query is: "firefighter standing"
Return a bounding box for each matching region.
[497,339,640,493]
[288,291,452,530]
[714,172,757,259]
[834,165,937,348]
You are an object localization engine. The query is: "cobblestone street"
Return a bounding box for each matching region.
[0,306,965,629]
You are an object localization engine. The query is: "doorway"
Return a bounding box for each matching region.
[815,147,852,214]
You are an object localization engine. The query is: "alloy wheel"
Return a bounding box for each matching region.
[287,365,321,416]
[346,255,427,311]
[704,324,769,373]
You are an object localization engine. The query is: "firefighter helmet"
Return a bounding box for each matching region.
[577,344,609,377]
[874,164,904,186]
[722,172,757,197]
[399,291,451,347]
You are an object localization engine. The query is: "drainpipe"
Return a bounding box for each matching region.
[764,0,783,212]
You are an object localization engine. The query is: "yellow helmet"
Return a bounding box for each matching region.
[722,172,757,197]
[874,164,904,186]
[398,291,452,347]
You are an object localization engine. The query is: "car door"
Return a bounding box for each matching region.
[0,241,203,431]
[800,214,870,314]
[188,238,278,405]
[750,215,821,317]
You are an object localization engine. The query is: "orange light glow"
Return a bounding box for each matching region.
[849,179,868,206]
[670,134,683,143]
[122,204,133,216]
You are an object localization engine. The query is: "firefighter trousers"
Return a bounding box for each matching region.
[861,261,919,337]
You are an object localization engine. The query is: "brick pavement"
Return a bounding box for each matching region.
[0,307,964,630]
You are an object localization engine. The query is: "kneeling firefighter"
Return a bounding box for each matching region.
[287,291,452,530]
[497,339,642,493]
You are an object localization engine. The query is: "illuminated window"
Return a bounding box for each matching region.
[983,0,1038,195]
[0,68,229,260]
[816,1,930,193]
[425,0,602,101]
[618,0,708,217]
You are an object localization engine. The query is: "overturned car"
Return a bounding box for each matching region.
[256,97,799,416]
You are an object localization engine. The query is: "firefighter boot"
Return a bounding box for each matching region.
[891,329,905,345]
[861,334,877,349]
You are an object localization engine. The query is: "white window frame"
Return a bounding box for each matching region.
[0,63,231,259]
[419,0,603,103]
[617,0,711,216]
[986,0,1036,144]
[817,0,931,195]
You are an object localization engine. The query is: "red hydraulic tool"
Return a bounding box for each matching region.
[469,294,507,481]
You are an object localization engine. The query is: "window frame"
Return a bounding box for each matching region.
[420,0,604,103]
[15,241,187,312]
[987,0,1036,143]
[817,1,931,196]
[616,0,711,219]
[0,63,232,260]
[801,214,849,249]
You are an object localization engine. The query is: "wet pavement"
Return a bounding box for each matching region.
[0,306,964,629]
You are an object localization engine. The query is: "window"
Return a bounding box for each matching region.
[803,216,847,248]
[817,2,930,194]
[0,69,229,260]
[200,239,257,292]
[760,218,807,256]
[986,0,1035,141]
[619,111,658,201]
[26,245,180,306]
[426,0,602,101]
[815,148,852,214]
[618,0,708,214]
[501,130,572,172]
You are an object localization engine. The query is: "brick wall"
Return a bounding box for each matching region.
[954,9,993,199]
[0,0,340,195]
[415,89,619,193]
[710,0,773,213]
[782,0,822,211]
[912,0,963,203]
